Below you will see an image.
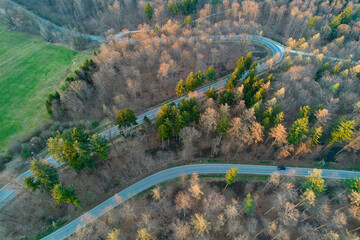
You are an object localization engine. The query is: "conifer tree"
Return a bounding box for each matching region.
[91,134,109,161]
[288,107,310,146]
[175,79,186,96]
[52,183,81,207]
[205,65,216,81]
[308,16,317,27]
[47,128,96,171]
[24,159,59,192]
[309,127,322,147]
[185,72,196,92]
[243,193,254,214]
[144,3,153,20]
[244,51,253,69]
[205,86,216,99]
[158,118,173,148]
[194,70,205,86]
[303,169,326,196]
[329,117,355,146]
[225,168,238,189]
[168,0,179,16]
[116,108,137,128]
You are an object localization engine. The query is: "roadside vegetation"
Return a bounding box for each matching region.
[71,171,360,239]
[0,0,359,239]
[1,49,359,238]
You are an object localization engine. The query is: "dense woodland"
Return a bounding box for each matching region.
[50,34,264,121]
[0,0,360,239]
[1,49,359,239]
[71,172,360,239]
[0,0,359,163]
[1,0,359,49]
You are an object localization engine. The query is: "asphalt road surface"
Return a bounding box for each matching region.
[99,34,285,138]
[0,33,284,209]
[42,164,360,240]
[2,3,358,239]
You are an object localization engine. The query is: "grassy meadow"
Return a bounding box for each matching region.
[0,23,93,153]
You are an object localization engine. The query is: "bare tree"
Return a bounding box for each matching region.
[263,172,280,191]
[171,219,191,240]
[157,62,170,93]
[241,1,259,22]
[345,131,360,154]
[189,182,203,200]
[247,122,264,145]
[331,210,347,230]
[268,124,288,150]
[224,204,239,220]
[151,187,161,201]
[349,190,360,206]
[203,191,226,215]
[175,191,192,217]
[179,127,201,160]
[280,202,300,227]
[200,107,219,137]
[219,104,230,116]
[191,213,211,237]
[315,109,330,127]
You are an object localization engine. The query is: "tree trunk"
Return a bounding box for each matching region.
[336,147,345,155]
[262,181,270,191]
[267,142,274,151]
[113,143,120,155]
[296,223,332,240]
[233,146,241,159]
[350,226,360,233]
[253,229,264,239]
[264,207,274,215]
[106,160,111,169]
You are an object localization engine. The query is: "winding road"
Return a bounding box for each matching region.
[42,164,360,240]
[0,34,284,210]
[2,2,358,239]
[99,34,284,138]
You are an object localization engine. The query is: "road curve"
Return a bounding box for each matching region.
[99,34,285,138]
[7,1,105,42]
[2,3,357,238]
[0,34,284,209]
[42,164,360,240]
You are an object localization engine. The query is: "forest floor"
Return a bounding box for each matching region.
[0,23,93,153]
[69,175,359,240]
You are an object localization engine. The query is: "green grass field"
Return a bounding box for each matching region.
[0,23,93,153]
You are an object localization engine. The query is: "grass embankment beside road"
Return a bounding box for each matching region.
[0,23,93,153]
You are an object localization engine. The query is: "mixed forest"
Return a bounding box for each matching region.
[0,0,359,239]
[72,171,360,240]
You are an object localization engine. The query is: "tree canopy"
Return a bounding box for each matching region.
[23,159,59,192]
[329,117,355,146]
[116,108,137,129]
[51,183,81,207]
[47,128,109,171]
[225,167,238,189]
[303,168,326,196]
[144,3,153,20]
[243,193,254,214]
